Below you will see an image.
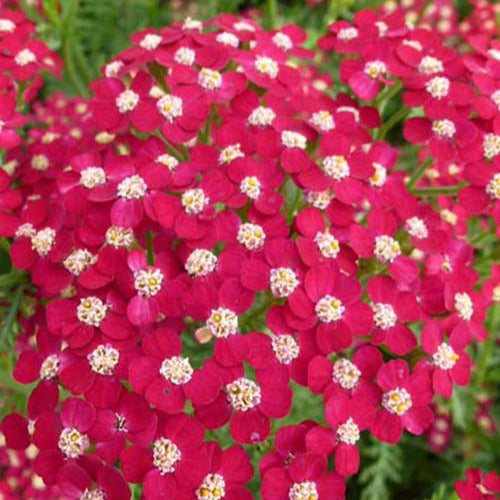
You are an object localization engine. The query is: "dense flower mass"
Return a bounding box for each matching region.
[0,0,498,499]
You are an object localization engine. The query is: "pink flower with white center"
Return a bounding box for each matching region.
[372,360,434,444]
[185,248,218,277]
[350,209,418,284]
[32,398,96,485]
[184,279,252,366]
[194,360,292,444]
[262,454,345,500]
[420,322,471,397]
[307,345,382,404]
[306,394,375,476]
[367,275,420,355]
[129,328,221,414]
[121,413,205,499]
[283,263,373,353]
[241,238,304,299]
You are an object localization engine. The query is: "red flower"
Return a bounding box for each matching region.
[371,360,434,444]
[455,469,500,500]
[262,453,345,500]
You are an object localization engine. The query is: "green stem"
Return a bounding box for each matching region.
[146,231,154,265]
[410,181,467,196]
[376,106,410,140]
[406,157,432,191]
[267,0,278,29]
[374,80,402,109]
[0,370,33,396]
[1,284,24,349]
[476,303,500,386]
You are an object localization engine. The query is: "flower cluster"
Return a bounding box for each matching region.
[0,1,498,499]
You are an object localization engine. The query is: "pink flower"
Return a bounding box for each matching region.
[366,275,420,354]
[455,469,500,500]
[262,453,345,500]
[371,360,434,444]
[420,321,472,397]
[128,327,221,413]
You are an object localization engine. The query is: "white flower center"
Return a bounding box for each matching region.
[372,303,398,329]
[270,267,299,298]
[332,358,361,389]
[272,32,293,51]
[40,354,60,380]
[105,226,134,248]
[183,17,202,30]
[198,68,222,90]
[240,176,261,199]
[139,33,162,50]
[196,474,226,500]
[31,154,49,171]
[281,130,307,149]
[16,223,36,239]
[31,228,56,257]
[216,32,239,48]
[402,39,423,50]
[234,21,255,31]
[491,90,500,110]
[157,95,183,122]
[370,162,387,186]
[117,174,147,199]
[58,428,89,459]
[115,414,127,432]
[425,76,450,99]
[405,216,428,238]
[226,377,261,411]
[272,335,300,365]
[289,481,318,500]
[248,106,276,127]
[314,231,340,259]
[454,292,473,320]
[185,248,218,277]
[305,190,333,209]
[483,133,500,160]
[80,489,106,500]
[105,61,123,77]
[0,19,15,32]
[15,49,36,66]
[116,90,139,113]
[382,388,412,415]
[237,223,266,250]
[323,155,350,180]
[255,56,279,78]
[174,46,196,65]
[219,143,244,164]
[440,209,457,225]
[63,249,96,276]
[486,173,500,199]
[364,60,387,78]
[310,110,335,132]
[315,295,345,323]
[160,356,193,385]
[374,235,401,263]
[338,27,358,40]
[337,417,360,444]
[375,21,388,36]
[432,342,459,370]
[77,296,108,326]
[80,167,106,189]
[432,119,456,138]
[182,188,209,214]
[418,56,444,75]
[134,268,164,297]
[207,307,238,338]
[488,49,500,61]
[156,153,179,172]
[88,344,119,375]
[153,437,182,474]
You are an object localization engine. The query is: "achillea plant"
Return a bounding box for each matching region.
[0,0,499,499]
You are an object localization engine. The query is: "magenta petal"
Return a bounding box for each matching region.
[230,409,270,444]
